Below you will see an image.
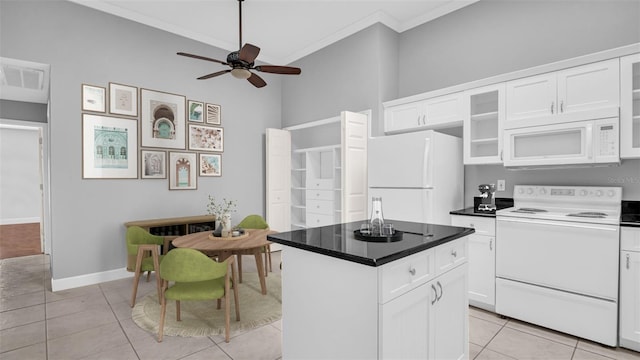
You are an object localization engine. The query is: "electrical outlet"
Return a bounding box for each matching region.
[497,180,506,192]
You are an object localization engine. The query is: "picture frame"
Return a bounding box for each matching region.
[109,83,138,117]
[188,100,204,123]
[140,88,186,149]
[205,103,221,125]
[82,113,137,179]
[81,84,106,113]
[140,149,166,179]
[199,153,222,177]
[188,124,224,152]
[168,151,197,190]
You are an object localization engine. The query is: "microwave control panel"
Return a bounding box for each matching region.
[595,120,619,158]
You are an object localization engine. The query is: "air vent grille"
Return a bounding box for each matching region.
[1,65,44,90]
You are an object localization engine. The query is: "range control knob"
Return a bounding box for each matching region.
[607,190,615,197]
[595,190,603,197]
[518,188,525,194]
[527,188,534,195]
[539,188,547,195]
[580,190,588,196]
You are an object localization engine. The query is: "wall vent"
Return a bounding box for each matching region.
[0,57,50,104]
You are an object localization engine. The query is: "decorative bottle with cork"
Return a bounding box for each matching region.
[370,197,385,236]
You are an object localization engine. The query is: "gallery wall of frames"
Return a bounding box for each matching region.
[80,83,223,190]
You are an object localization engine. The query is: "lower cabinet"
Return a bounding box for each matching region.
[281,237,469,359]
[620,227,640,352]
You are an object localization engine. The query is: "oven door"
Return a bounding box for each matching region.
[496,216,619,300]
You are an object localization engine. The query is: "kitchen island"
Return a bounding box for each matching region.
[267,220,474,360]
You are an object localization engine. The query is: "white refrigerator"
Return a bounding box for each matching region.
[368,130,463,225]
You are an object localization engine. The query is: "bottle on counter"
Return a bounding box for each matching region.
[370,197,385,236]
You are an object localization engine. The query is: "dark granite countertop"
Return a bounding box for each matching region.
[450,198,514,218]
[267,220,475,267]
[621,200,640,228]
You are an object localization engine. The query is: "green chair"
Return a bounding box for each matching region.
[236,214,272,278]
[126,226,166,307]
[158,248,240,342]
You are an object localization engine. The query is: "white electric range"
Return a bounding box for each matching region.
[495,185,621,346]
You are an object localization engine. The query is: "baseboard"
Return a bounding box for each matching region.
[51,267,132,292]
[0,217,40,225]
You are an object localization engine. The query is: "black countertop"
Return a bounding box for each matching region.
[621,200,640,228]
[267,220,475,267]
[450,198,514,218]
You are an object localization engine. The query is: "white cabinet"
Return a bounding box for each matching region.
[620,226,640,352]
[505,59,620,129]
[281,237,469,359]
[267,111,368,231]
[451,214,496,311]
[620,53,640,158]
[463,84,505,164]
[384,92,464,133]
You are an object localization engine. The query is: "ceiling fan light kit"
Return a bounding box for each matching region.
[177,0,301,88]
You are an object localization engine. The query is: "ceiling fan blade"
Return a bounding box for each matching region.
[255,65,301,75]
[177,52,228,66]
[238,43,260,63]
[197,70,231,80]
[247,72,267,88]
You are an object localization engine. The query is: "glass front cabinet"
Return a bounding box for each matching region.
[621,53,640,159]
[463,84,505,164]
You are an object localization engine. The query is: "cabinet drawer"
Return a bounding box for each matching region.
[307,213,334,227]
[435,237,468,275]
[307,179,333,190]
[621,227,640,252]
[379,249,435,303]
[306,189,334,201]
[306,199,334,215]
[450,215,495,236]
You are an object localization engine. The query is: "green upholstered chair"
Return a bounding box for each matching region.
[236,214,272,277]
[158,248,240,342]
[126,226,165,307]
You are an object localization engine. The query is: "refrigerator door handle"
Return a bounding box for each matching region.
[422,138,431,187]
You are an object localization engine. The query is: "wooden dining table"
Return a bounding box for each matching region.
[172,229,275,295]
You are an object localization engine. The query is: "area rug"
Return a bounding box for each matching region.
[132,273,281,338]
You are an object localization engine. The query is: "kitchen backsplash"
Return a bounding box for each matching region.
[464,159,640,206]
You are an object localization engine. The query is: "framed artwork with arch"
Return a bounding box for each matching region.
[168,151,197,190]
[140,88,186,149]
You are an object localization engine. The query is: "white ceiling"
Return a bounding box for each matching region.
[69,0,479,65]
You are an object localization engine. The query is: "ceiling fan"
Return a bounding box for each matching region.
[177,0,301,88]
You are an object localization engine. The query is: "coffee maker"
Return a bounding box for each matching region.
[475,184,496,212]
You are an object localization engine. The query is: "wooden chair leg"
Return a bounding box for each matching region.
[158,284,167,342]
[176,300,181,321]
[237,254,243,283]
[231,259,240,321]
[131,248,145,307]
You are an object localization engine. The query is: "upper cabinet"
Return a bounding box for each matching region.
[505,59,620,129]
[621,53,640,159]
[384,92,464,133]
[463,84,505,165]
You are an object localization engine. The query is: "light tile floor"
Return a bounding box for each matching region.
[1,253,639,360]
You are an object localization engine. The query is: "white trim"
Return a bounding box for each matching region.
[51,267,132,292]
[0,217,40,225]
[284,116,341,131]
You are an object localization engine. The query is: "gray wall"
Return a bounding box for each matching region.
[398,0,640,96]
[282,23,399,136]
[1,1,282,280]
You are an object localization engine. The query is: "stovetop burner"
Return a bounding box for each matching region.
[511,208,548,214]
[567,212,607,218]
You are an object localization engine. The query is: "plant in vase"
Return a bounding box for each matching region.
[206,196,237,237]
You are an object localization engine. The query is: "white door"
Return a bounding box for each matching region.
[430,264,468,360]
[266,128,291,236]
[619,250,640,350]
[557,59,620,118]
[384,101,424,133]
[505,72,557,127]
[467,234,495,308]
[341,111,368,223]
[620,53,640,159]
[380,282,431,359]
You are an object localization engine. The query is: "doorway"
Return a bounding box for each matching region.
[0,121,49,259]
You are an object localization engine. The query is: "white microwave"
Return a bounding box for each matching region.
[503,117,619,168]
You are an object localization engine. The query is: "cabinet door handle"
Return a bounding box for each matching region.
[551,101,555,114]
[417,115,421,126]
[431,284,438,305]
[500,150,503,161]
[490,239,493,251]
[437,281,443,301]
[451,249,457,257]
[409,267,416,276]
[560,100,564,113]
[627,253,630,269]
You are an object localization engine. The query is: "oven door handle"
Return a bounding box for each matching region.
[497,217,618,232]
